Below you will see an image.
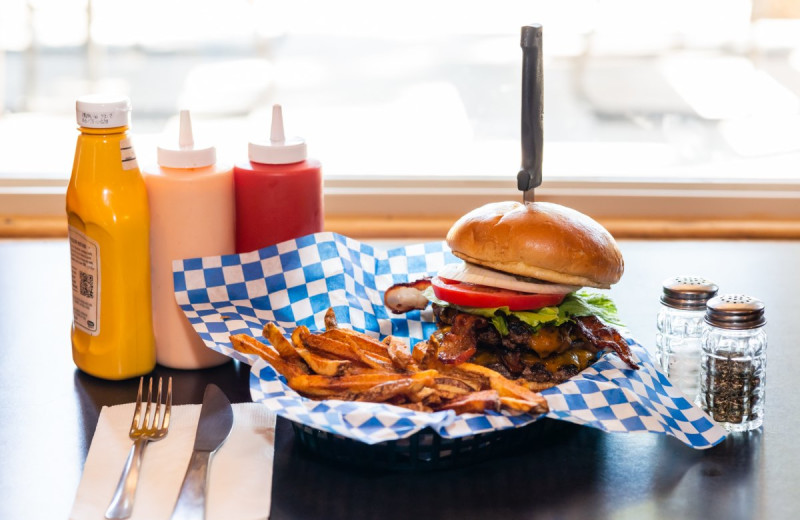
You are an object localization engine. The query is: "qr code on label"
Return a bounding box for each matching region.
[79,271,94,299]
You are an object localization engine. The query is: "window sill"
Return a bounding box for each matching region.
[2,176,800,239]
[4,213,800,240]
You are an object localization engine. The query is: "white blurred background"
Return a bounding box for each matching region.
[1,0,799,189]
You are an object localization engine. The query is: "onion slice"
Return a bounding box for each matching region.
[437,262,580,295]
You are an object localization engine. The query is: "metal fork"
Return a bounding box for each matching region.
[105,376,172,519]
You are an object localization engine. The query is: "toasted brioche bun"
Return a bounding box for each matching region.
[445,201,623,289]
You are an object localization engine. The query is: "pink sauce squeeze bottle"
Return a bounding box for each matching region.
[143,110,234,369]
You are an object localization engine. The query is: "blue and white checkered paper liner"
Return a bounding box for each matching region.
[174,232,727,449]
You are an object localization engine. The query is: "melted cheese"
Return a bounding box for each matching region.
[521,349,595,373]
[525,326,563,358]
[470,346,595,376]
[471,350,500,366]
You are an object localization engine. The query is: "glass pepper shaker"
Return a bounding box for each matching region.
[656,276,718,401]
[699,294,767,432]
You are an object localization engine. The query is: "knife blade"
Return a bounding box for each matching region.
[170,384,233,520]
[517,24,544,204]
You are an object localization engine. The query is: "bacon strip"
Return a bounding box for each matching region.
[437,313,483,365]
[573,316,638,370]
[383,277,432,313]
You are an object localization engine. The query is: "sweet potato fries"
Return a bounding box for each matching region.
[230,308,548,415]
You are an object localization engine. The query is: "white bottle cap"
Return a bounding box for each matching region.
[248,104,307,164]
[76,94,131,128]
[157,110,216,168]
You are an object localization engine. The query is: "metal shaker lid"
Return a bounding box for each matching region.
[705,294,766,329]
[660,276,719,310]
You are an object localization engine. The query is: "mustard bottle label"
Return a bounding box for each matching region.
[69,225,101,335]
[120,137,139,171]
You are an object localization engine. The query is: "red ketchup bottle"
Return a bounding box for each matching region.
[234,104,323,253]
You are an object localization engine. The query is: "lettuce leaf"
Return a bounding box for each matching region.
[421,287,622,336]
[559,291,623,326]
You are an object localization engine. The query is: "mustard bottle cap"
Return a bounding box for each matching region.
[76,94,131,128]
[157,110,216,168]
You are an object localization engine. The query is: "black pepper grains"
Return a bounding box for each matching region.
[699,295,767,432]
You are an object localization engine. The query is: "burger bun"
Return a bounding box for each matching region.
[445,201,624,289]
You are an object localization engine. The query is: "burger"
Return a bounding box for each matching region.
[384,201,637,390]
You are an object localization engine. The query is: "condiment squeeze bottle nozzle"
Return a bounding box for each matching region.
[179,110,194,147]
[246,104,308,165]
[157,110,216,168]
[271,104,285,142]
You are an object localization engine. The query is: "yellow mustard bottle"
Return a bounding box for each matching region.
[66,95,155,380]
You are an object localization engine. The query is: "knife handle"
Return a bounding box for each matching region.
[170,450,212,520]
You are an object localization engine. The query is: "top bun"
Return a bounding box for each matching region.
[446,201,624,289]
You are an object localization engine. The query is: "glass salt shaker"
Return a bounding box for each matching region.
[700,294,767,432]
[656,276,718,401]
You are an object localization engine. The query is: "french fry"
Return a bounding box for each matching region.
[457,362,548,413]
[448,361,498,379]
[324,307,338,331]
[291,325,311,350]
[407,386,437,403]
[440,390,501,414]
[499,396,547,414]
[489,376,548,413]
[409,369,438,384]
[384,335,417,372]
[318,327,394,369]
[287,372,407,397]
[230,333,309,379]
[301,333,363,363]
[293,345,352,376]
[434,376,474,392]
[436,368,486,391]
[348,334,392,356]
[353,349,395,371]
[410,340,438,367]
[523,381,558,393]
[356,369,439,402]
[433,384,471,400]
[355,378,423,403]
[323,328,390,357]
[262,322,302,361]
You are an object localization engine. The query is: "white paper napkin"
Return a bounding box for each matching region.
[70,402,276,520]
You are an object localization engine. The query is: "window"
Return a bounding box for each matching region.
[2,1,800,228]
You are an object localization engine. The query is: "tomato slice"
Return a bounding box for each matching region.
[431,276,566,311]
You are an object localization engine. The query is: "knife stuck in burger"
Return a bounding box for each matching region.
[384,200,638,392]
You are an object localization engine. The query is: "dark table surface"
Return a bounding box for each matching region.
[1,238,798,520]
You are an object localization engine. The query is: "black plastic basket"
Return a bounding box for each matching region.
[291,418,554,471]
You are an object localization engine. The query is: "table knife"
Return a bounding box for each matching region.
[517,24,544,204]
[170,384,233,520]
